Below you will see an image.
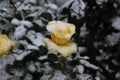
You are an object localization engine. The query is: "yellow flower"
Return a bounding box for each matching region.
[44,21,77,57]
[0,35,16,56]
[44,38,77,57]
[46,21,75,44]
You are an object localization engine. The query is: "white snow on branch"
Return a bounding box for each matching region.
[26,30,45,47]
[112,17,120,30]
[73,65,84,74]
[27,44,39,50]
[80,60,100,70]
[106,32,120,46]
[70,0,86,19]
[14,51,31,61]
[24,0,36,4]
[14,25,27,39]
[49,71,67,80]
[11,18,33,28]
[45,3,58,10]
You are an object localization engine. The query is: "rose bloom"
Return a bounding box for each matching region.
[0,35,16,56]
[46,21,75,44]
[44,21,77,57]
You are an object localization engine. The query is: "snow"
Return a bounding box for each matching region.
[26,30,45,47]
[80,60,100,70]
[14,51,31,61]
[39,55,47,60]
[19,40,29,46]
[115,72,120,79]
[20,21,33,28]
[11,19,19,25]
[17,4,31,11]
[96,0,108,5]
[0,0,9,9]
[76,74,92,80]
[27,61,37,72]
[24,0,36,4]
[79,23,89,38]
[24,73,33,80]
[70,0,86,19]
[112,17,120,30]
[106,32,120,46]
[11,69,24,77]
[0,55,15,80]
[73,65,84,74]
[19,40,39,50]
[33,20,44,27]
[14,25,27,39]
[11,19,33,28]
[78,47,86,53]
[49,70,67,80]
[45,3,58,10]
[61,0,74,9]
[27,44,39,50]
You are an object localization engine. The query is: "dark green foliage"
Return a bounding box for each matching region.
[2,0,120,80]
[60,0,120,80]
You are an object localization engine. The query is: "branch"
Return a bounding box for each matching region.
[9,0,17,11]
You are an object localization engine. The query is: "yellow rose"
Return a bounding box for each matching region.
[0,35,16,56]
[46,21,75,44]
[44,21,77,57]
[44,38,77,57]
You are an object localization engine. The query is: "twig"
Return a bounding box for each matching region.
[9,0,17,11]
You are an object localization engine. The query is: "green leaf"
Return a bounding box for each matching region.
[48,53,58,62]
[40,12,52,21]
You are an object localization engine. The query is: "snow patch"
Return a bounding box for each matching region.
[14,25,27,39]
[80,60,100,70]
[26,30,45,47]
[112,17,120,30]
[106,32,120,46]
[11,19,33,28]
[14,51,31,60]
[24,0,36,4]
[73,65,84,74]
[27,44,39,50]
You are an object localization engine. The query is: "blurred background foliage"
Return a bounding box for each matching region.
[0,0,120,80]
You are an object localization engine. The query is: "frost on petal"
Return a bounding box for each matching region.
[46,21,75,44]
[58,42,77,57]
[44,38,58,52]
[44,38,77,57]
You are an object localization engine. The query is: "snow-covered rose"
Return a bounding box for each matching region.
[0,35,16,56]
[46,21,75,44]
[44,38,77,57]
[44,21,77,57]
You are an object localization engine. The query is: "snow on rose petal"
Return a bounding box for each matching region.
[44,21,77,57]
